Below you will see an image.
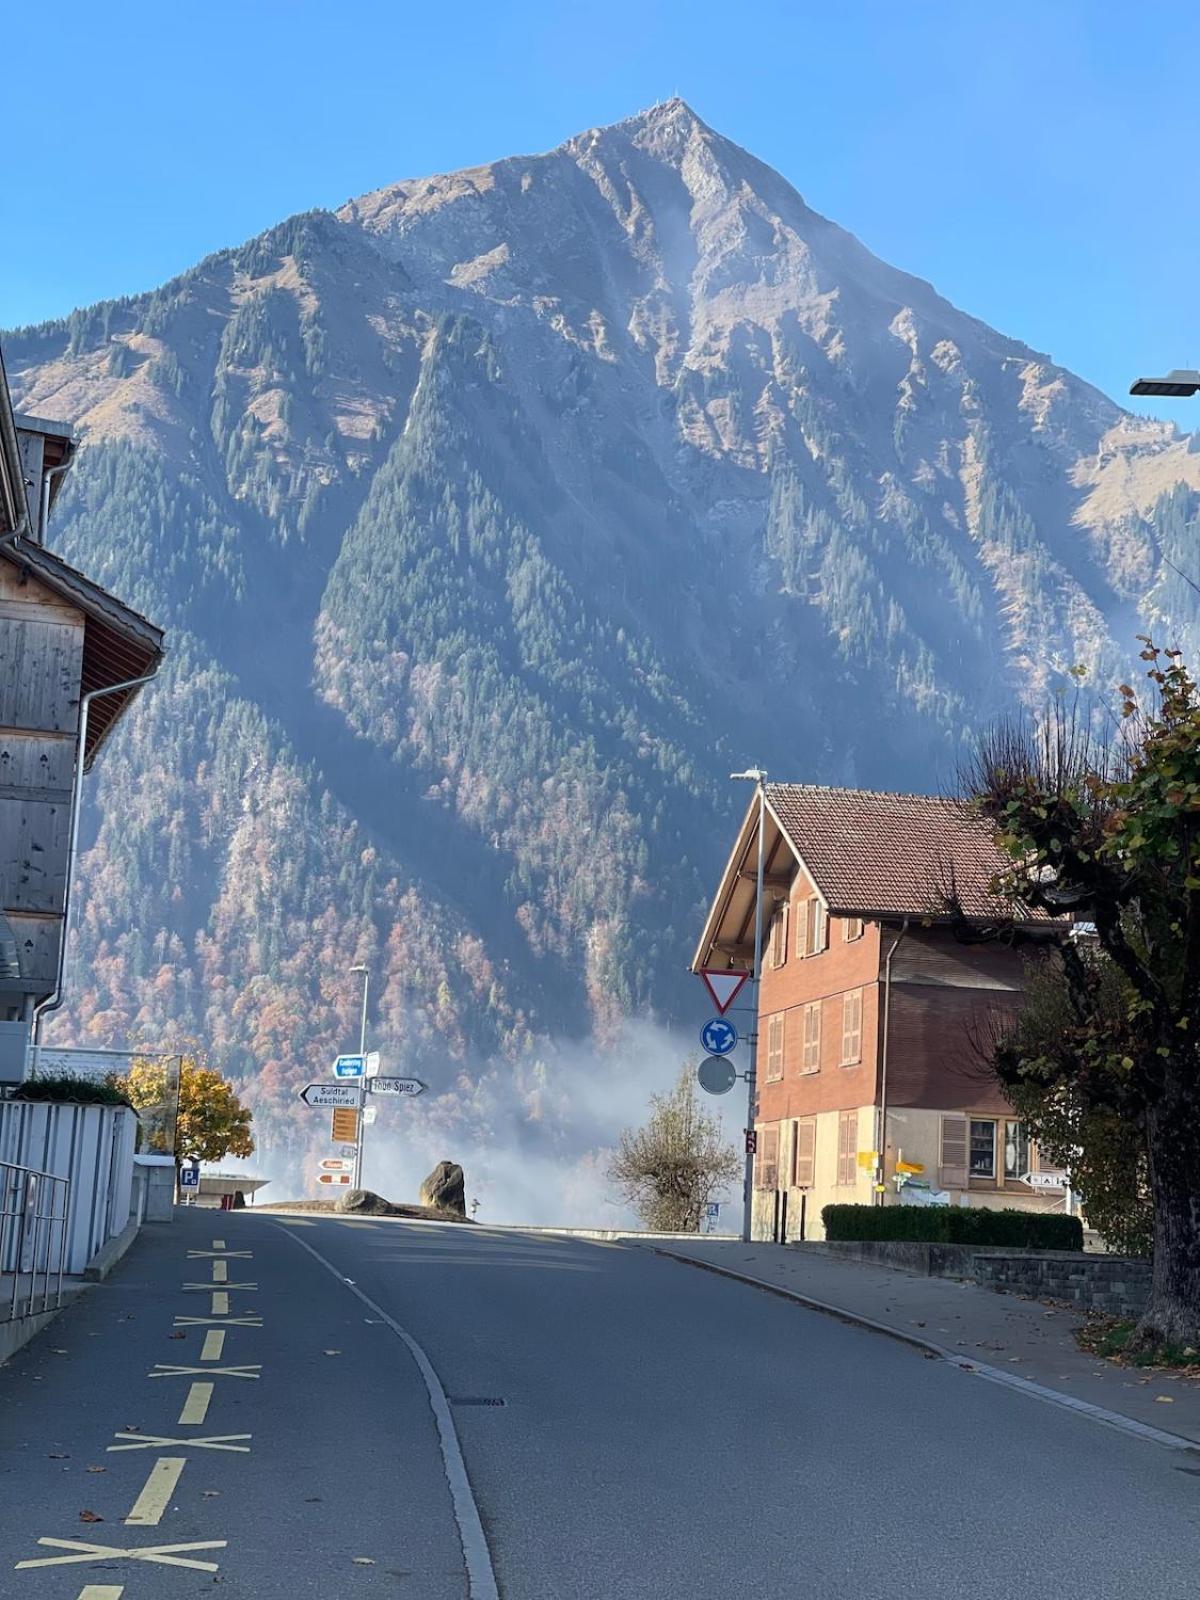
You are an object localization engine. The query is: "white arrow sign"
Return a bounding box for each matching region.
[299,1083,360,1108]
[368,1077,426,1097]
[1019,1171,1065,1190]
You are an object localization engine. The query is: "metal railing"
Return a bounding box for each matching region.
[0,1160,70,1322]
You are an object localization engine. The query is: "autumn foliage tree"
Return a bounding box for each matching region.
[608,1065,740,1232]
[965,642,1200,1349]
[121,1054,255,1169]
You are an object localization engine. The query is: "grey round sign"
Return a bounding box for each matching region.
[698,1055,737,1096]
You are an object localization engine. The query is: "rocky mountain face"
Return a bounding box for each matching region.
[6,100,1200,1195]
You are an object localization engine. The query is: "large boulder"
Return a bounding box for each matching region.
[335,1188,394,1216]
[419,1161,466,1217]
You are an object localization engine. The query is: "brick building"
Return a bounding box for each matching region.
[692,784,1068,1241]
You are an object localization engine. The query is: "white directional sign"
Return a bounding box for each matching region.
[300,1083,360,1108]
[362,1105,378,1126]
[368,1076,426,1098]
[318,1158,353,1172]
[333,1054,366,1079]
[365,1051,381,1078]
[1019,1171,1065,1190]
[317,1172,353,1186]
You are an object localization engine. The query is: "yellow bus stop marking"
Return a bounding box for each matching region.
[17,1537,225,1572]
[211,1260,228,1283]
[212,1238,224,1249]
[211,1292,229,1315]
[78,1588,124,1599]
[110,1432,251,1454]
[184,1281,255,1292]
[187,1250,251,1259]
[175,1313,261,1327]
[200,1329,225,1361]
[177,1381,213,1424]
[126,1458,186,1527]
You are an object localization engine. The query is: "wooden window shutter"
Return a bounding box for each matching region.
[939,1115,969,1189]
[760,1127,779,1189]
[769,904,788,969]
[817,902,829,953]
[795,898,809,958]
[837,1109,858,1184]
[802,1002,821,1071]
[794,1119,815,1188]
[841,989,862,1064]
[766,1014,785,1081]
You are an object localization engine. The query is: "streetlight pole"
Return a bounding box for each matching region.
[731,768,767,1244]
[350,964,369,1191]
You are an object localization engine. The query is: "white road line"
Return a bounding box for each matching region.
[274,1223,500,1600]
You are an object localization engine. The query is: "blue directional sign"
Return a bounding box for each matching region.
[333,1053,366,1079]
[699,1017,738,1056]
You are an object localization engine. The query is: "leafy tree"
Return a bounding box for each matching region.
[120,1054,255,1168]
[608,1065,740,1232]
[964,643,1200,1348]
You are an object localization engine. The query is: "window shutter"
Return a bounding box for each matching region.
[795,899,809,958]
[817,902,829,953]
[766,1014,785,1081]
[759,1127,779,1190]
[802,1002,821,1071]
[841,989,862,1064]
[939,1115,969,1189]
[779,903,788,967]
[794,1119,815,1188]
[837,1109,858,1184]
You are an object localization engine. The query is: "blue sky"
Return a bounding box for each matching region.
[4,0,1197,422]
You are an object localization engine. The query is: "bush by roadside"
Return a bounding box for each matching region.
[822,1203,1083,1251]
[8,1074,132,1107]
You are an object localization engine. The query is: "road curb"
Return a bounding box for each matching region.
[651,1244,1200,1455]
[83,1216,142,1281]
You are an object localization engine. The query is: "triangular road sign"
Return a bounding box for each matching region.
[699,968,750,1014]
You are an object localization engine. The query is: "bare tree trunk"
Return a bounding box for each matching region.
[1134,1075,1200,1349]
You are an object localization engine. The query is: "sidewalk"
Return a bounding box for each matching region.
[645,1238,1200,1449]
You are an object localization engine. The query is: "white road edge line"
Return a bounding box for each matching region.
[653,1247,1200,1454]
[273,1222,500,1600]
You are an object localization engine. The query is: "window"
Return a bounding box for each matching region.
[836,1109,858,1185]
[793,1119,816,1188]
[1004,1119,1029,1181]
[969,1118,996,1179]
[843,916,865,942]
[841,988,863,1065]
[796,897,828,957]
[768,903,788,969]
[765,1014,785,1081]
[801,1002,821,1072]
[757,1127,779,1190]
[939,1115,968,1188]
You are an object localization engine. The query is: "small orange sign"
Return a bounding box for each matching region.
[331,1108,359,1144]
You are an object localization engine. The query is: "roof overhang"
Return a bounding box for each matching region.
[0,537,165,766]
[690,792,803,972]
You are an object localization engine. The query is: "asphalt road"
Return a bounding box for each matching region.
[1,1208,1199,1600]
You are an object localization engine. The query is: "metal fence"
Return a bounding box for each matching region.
[0,1159,69,1322]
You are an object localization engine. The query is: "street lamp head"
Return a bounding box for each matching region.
[349,963,368,976]
[1130,369,1200,398]
[730,767,767,783]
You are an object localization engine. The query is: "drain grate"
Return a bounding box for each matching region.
[449,1396,506,1407]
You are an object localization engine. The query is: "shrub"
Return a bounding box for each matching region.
[821,1203,1083,1251]
[9,1074,133,1108]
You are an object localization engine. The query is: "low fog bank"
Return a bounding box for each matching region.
[242,1019,746,1229]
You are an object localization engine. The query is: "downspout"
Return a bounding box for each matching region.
[30,670,161,1069]
[876,918,909,1207]
[38,457,73,545]
[0,350,30,549]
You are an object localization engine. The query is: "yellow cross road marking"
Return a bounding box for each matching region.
[184,1281,256,1291]
[177,1381,213,1424]
[211,1260,228,1283]
[186,1250,251,1259]
[17,1537,226,1572]
[211,1292,229,1315]
[126,1458,186,1527]
[200,1329,225,1361]
[150,1365,261,1380]
[174,1314,261,1327]
[78,1586,124,1598]
[212,1238,224,1247]
[109,1432,251,1454]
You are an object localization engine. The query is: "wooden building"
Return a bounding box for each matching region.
[0,348,164,1071]
[692,784,1068,1241]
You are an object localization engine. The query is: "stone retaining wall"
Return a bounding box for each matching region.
[972,1252,1151,1317]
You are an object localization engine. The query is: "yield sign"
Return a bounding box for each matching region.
[698,968,750,1014]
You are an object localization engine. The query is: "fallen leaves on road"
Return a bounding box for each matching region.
[51,1348,68,1355]
[1156,1395,1176,1403]
[324,1350,341,1356]
[352,1558,376,1566]
[202,1490,220,1498]
[86,1466,106,1474]
[79,1510,103,1523]
[168,1331,186,1340]
[48,1452,68,1460]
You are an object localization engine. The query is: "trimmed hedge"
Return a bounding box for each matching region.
[821,1203,1083,1252]
[9,1074,132,1108]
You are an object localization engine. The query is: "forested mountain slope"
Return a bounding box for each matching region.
[6,100,1199,1196]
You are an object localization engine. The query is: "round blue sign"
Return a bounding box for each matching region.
[699,1017,738,1056]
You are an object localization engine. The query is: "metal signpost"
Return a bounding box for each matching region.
[731,768,767,1243]
[368,1077,426,1098]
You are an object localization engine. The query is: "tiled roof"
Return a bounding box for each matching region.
[764,783,1019,919]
